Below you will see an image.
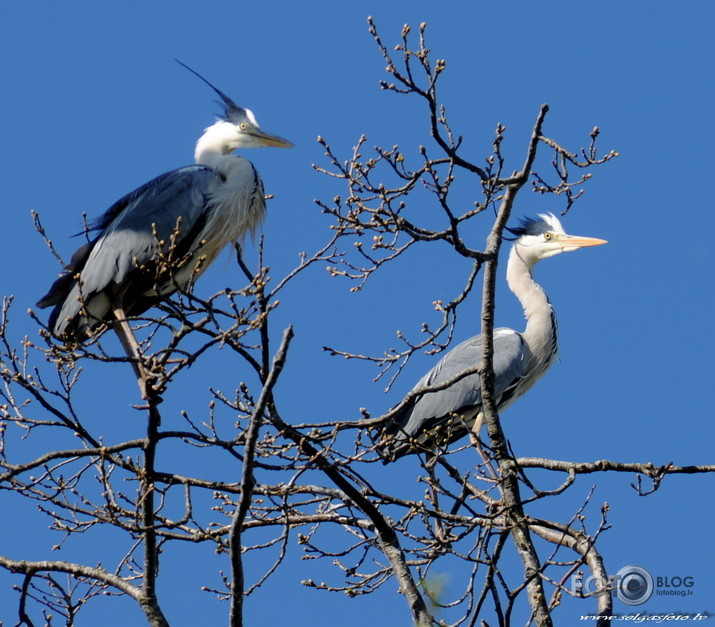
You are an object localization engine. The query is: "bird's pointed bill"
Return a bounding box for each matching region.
[558,234,607,252]
[249,129,294,148]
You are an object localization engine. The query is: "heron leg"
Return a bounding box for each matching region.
[471,413,484,439]
[424,454,452,544]
[469,413,497,478]
[110,304,154,402]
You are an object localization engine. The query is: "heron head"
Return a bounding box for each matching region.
[218,107,294,150]
[506,213,607,264]
[178,60,294,158]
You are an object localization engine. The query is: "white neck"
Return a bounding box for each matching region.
[505,244,558,360]
[194,122,236,166]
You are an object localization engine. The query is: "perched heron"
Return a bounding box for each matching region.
[379,213,606,461]
[37,62,293,342]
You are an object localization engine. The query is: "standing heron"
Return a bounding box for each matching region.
[379,213,606,461]
[37,62,293,343]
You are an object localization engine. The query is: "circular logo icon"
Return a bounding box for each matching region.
[615,565,654,605]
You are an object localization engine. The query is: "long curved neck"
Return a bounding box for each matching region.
[506,244,558,361]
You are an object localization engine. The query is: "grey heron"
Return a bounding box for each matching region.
[379,213,606,461]
[37,62,293,342]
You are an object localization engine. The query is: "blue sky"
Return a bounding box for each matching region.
[1,2,713,625]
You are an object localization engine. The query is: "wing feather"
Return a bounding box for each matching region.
[38,165,223,338]
[382,329,531,458]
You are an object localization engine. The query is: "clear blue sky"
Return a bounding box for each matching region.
[1,2,713,624]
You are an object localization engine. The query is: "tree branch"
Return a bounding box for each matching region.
[229,326,294,627]
[479,104,553,627]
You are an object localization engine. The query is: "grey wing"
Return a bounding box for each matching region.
[40,166,222,337]
[385,328,531,453]
[79,166,221,293]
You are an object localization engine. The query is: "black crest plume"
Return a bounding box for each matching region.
[175,59,245,123]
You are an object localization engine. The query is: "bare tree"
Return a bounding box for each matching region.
[1,19,713,627]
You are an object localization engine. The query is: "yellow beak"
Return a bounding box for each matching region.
[250,129,295,148]
[559,234,608,252]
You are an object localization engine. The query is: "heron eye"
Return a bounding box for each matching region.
[544,232,552,241]
[240,122,248,130]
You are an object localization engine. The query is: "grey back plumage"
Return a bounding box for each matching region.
[38,164,264,339]
[381,328,532,460]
